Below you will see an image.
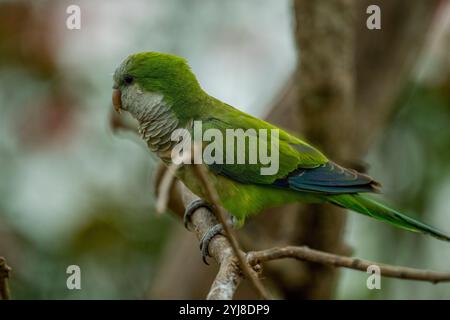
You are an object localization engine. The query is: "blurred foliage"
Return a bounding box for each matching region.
[339,78,450,299]
[371,78,450,214]
[8,202,173,299]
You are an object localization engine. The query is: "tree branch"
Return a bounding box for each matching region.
[247,246,450,283]
[157,164,450,301]
[180,184,244,300]
[189,163,270,300]
[0,257,11,300]
[153,144,270,299]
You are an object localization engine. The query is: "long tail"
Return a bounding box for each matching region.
[328,194,450,242]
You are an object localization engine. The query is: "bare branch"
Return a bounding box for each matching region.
[190,164,270,300]
[0,257,11,300]
[207,257,242,300]
[180,183,244,300]
[248,246,450,284]
[156,164,450,300]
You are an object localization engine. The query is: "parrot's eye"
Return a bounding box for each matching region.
[123,75,134,85]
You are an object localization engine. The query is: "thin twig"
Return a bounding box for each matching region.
[0,257,11,300]
[155,164,178,215]
[248,246,450,283]
[191,163,271,300]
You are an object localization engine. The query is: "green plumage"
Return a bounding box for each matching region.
[114,52,450,242]
[329,194,450,241]
[200,99,328,184]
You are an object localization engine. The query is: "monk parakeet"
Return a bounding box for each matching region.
[112,52,450,259]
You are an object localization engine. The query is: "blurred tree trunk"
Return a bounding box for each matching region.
[277,0,356,299]
[150,0,440,299]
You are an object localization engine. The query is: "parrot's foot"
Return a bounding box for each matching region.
[199,224,224,265]
[183,199,213,230]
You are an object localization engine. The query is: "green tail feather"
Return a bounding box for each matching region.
[328,194,450,242]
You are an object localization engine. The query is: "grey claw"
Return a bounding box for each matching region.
[183,199,212,230]
[199,224,224,265]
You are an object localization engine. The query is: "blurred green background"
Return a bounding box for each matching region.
[0,0,449,299]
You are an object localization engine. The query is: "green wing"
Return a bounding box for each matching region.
[199,104,328,185]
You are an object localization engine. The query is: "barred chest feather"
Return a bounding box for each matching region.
[121,84,180,161]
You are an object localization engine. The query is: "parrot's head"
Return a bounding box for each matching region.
[112,52,204,121]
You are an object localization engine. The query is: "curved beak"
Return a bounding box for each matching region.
[112,89,122,114]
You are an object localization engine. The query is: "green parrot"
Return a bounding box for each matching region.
[112,52,450,259]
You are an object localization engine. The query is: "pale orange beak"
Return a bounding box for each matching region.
[112,89,122,114]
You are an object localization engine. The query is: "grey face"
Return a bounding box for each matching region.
[112,59,181,160]
[112,59,136,114]
[112,69,164,120]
